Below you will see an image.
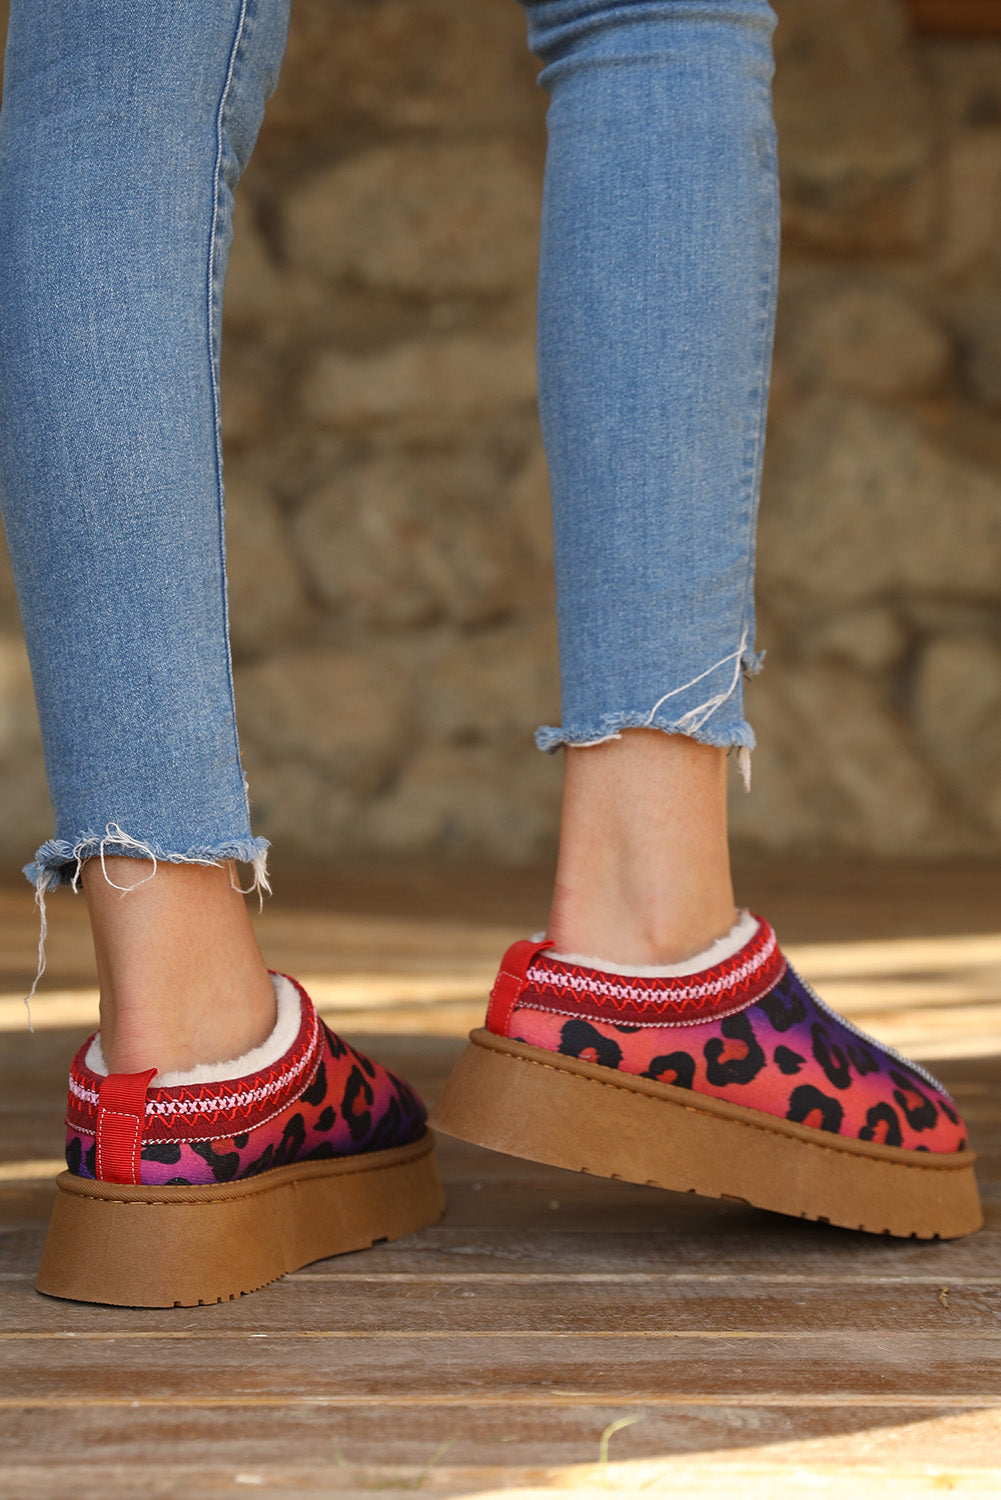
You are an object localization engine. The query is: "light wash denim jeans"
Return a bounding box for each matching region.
[0,0,779,891]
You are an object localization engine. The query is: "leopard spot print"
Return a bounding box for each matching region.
[643,1051,695,1089]
[786,1083,844,1134]
[509,958,966,1155]
[301,1059,328,1107]
[390,1073,423,1126]
[65,990,429,1188]
[142,1141,182,1165]
[343,1065,375,1143]
[273,1111,307,1166]
[757,975,807,1032]
[322,1022,348,1060]
[368,1096,407,1150]
[845,1041,879,1076]
[811,1022,852,1091]
[242,1143,274,1178]
[859,1101,903,1147]
[559,1018,623,1070]
[890,1071,938,1133]
[189,1137,241,1182]
[704,1013,765,1086]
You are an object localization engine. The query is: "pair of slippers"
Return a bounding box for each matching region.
[37,914,982,1307]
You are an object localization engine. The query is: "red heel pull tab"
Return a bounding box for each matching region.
[485,938,553,1037]
[96,1068,157,1185]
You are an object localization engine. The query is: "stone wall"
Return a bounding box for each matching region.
[0,0,999,867]
[744,0,1001,854]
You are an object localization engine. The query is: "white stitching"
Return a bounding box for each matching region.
[527,928,779,1007]
[96,1106,141,1183]
[72,1041,326,1148]
[70,1008,319,1116]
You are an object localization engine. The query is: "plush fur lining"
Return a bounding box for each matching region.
[85,972,301,1085]
[546,908,759,977]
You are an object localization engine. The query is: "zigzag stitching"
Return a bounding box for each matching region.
[68,1008,320,1120]
[65,1040,329,1147]
[516,993,762,1029]
[526,929,779,1008]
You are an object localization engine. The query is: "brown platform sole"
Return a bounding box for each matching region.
[430,1031,983,1240]
[36,1130,444,1307]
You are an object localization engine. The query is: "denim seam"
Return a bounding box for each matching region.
[734,77,780,718]
[207,0,253,820]
[550,76,779,784]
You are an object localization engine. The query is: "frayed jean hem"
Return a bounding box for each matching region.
[24,828,271,893]
[536,715,757,795]
[537,642,765,791]
[534,716,757,755]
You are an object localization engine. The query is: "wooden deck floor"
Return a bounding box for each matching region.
[3,858,1001,1497]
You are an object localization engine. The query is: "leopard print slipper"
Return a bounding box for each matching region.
[430,920,982,1239]
[37,974,444,1306]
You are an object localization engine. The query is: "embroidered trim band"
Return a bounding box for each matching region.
[515,916,785,1028]
[66,977,322,1142]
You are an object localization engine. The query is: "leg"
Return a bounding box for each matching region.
[528,0,778,964]
[0,0,289,1070]
[83,860,275,1073]
[549,733,734,963]
[431,0,981,1242]
[0,2,444,1304]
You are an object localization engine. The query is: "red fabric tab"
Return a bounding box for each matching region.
[96,1068,157,1184]
[486,939,554,1037]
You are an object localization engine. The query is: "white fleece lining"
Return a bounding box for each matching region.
[84,972,302,1086]
[545,908,759,977]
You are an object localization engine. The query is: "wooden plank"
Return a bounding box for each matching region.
[3,1405,1001,1489]
[6,1205,1001,1289]
[5,1470,1001,1500]
[4,1330,1001,1400]
[6,1279,1001,1336]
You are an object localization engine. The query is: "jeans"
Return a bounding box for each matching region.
[0,0,779,890]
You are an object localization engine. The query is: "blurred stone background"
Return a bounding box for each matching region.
[0,0,1000,867]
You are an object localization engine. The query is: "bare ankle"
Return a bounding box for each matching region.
[83,858,276,1075]
[548,729,736,966]
[548,878,738,966]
